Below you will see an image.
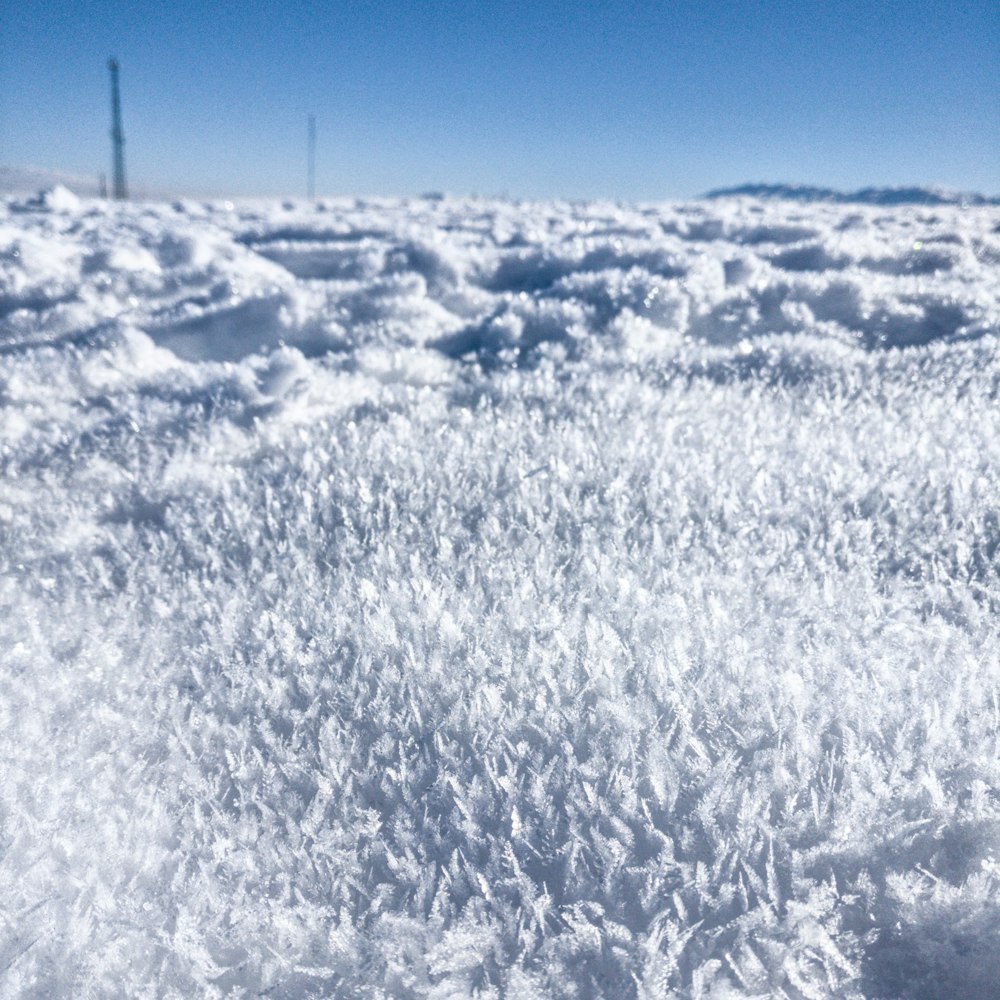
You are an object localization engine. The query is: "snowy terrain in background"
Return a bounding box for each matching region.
[704,183,1000,207]
[2,188,1000,998]
[0,167,107,198]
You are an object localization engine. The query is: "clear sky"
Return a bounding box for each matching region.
[2,0,997,200]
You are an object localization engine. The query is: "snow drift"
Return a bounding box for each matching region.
[1,189,999,998]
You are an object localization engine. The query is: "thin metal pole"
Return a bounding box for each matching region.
[108,58,128,200]
[307,115,316,200]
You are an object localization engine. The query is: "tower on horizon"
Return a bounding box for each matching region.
[307,115,316,200]
[108,58,128,200]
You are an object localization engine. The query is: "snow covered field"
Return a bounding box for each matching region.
[2,187,1000,998]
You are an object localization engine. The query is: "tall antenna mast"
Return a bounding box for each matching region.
[108,58,128,200]
[307,115,316,200]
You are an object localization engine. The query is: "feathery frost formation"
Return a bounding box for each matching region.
[1,190,1000,998]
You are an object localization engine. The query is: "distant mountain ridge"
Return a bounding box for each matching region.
[4,165,997,207]
[704,182,1000,206]
[0,165,105,197]
[0,164,166,200]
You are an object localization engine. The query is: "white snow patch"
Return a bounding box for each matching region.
[1,191,999,998]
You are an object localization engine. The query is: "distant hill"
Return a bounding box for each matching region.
[704,183,1000,206]
[0,165,106,197]
[0,165,169,200]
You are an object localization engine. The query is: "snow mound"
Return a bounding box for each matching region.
[24,184,82,213]
[1,191,999,998]
[1,194,997,370]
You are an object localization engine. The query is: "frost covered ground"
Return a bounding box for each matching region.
[2,187,1000,998]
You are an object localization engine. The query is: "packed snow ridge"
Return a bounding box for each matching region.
[1,190,1000,998]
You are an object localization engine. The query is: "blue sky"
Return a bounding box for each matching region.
[2,0,997,200]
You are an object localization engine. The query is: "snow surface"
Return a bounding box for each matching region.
[2,189,1000,998]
